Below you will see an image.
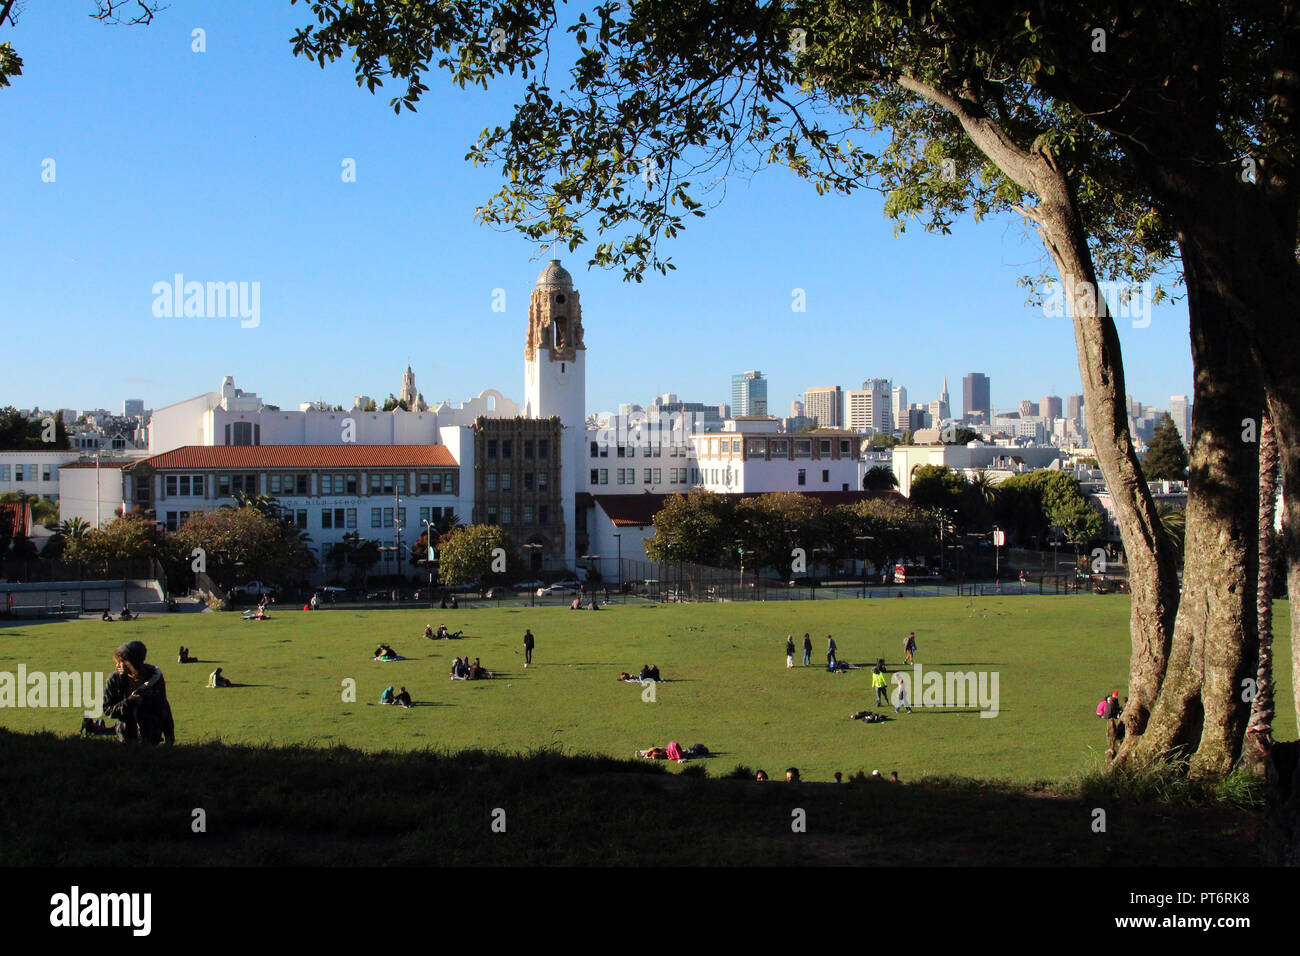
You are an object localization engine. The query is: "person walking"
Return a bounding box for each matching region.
[894,673,914,714]
[872,661,890,706]
[523,628,535,667]
[802,633,812,666]
[903,631,917,664]
[785,635,796,669]
[826,634,838,670]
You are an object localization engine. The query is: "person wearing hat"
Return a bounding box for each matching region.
[872,660,890,706]
[102,641,174,745]
[1105,691,1122,720]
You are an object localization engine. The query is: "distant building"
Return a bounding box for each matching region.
[962,373,990,424]
[891,386,907,429]
[731,371,768,418]
[1018,400,1039,418]
[123,399,145,418]
[1066,394,1084,424]
[1040,395,1063,419]
[847,379,892,433]
[803,386,843,429]
[1169,395,1192,445]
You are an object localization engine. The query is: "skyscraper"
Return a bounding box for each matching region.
[1066,394,1084,424]
[1040,395,1063,419]
[1169,395,1192,445]
[937,378,951,421]
[847,379,892,433]
[791,399,805,418]
[804,386,843,428]
[892,386,908,428]
[962,373,990,424]
[731,370,768,417]
[1019,400,1039,418]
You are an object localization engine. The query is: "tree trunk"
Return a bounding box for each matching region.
[1123,242,1261,775]
[1241,414,1278,773]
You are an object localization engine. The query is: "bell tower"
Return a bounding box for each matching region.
[524,260,586,568]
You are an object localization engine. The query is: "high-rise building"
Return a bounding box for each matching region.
[123,399,145,418]
[962,372,990,424]
[1040,395,1063,419]
[1019,400,1039,418]
[1066,394,1084,424]
[891,386,908,429]
[803,386,842,428]
[731,370,768,417]
[847,379,892,433]
[791,399,805,418]
[1169,395,1192,445]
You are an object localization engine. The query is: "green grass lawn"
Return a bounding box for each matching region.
[3,595,1293,785]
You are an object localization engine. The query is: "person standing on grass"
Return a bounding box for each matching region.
[826,635,838,670]
[903,631,917,665]
[785,634,795,669]
[894,673,914,714]
[872,661,890,706]
[524,629,535,667]
[802,633,812,666]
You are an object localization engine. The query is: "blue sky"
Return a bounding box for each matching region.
[0,1,1193,420]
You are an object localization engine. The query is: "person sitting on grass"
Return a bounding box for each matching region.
[450,657,469,680]
[466,657,494,680]
[102,640,174,746]
[101,610,114,622]
[394,686,413,708]
[424,624,435,640]
[380,685,396,705]
[449,595,458,609]
[570,597,582,610]
[119,605,134,621]
[207,667,232,688]
[177,646,197,664]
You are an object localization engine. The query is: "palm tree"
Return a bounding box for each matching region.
[1155,504,1186,565]
[969,470,998,507]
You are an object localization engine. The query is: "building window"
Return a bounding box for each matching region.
[165,512,177,531]
[644,468,652,484]
[419,507,431,524]
[627,445,635,458]
[538,440,549,459]
[524,440,534,459]
[795,440,811,458]
[371,507,382,528]
[487,440,498,459]
[486,506,497,525]
[771,440,788,456]
[295,510,308,529]
[731,439,741,453]
[487,474,497,492]
[591,469,599,485]
[840,439,851,455]
[502,473,512,491]
[539,504,548,523]
[383,508,394,528]
[502,440,513,459]
[538,472,548,490]
[822,469,829,483]
[322,508,346,528]
[590,441,599,458]
[346,508,357,528]
[653,468,662,483]
[820,439,832,456]
[397,508,406,528]
[502,506,513,525]
[0,465,8,481]
[798,469,806,486]
[599,469,608,485]
[746,440,765,456]
[523,506,534,525]
[524,472,533,491]
[616,445,625,458]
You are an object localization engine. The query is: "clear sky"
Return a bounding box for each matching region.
[0,1,1193,421]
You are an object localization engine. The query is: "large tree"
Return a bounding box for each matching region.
[289,0,1283,774]
[1142,414,1189,482]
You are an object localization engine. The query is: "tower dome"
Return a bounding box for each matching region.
[535,259,573,290]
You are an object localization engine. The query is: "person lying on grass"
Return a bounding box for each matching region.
[372,644,405,661]
[638,664,662,682]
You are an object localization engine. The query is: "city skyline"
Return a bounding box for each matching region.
[2,2,1194,421]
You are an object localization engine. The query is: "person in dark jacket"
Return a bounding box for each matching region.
[102,641,174,746]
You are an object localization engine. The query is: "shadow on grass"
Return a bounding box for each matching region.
[0,728,1263,867]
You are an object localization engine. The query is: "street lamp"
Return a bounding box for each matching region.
[612,532,622,602]
[522,542,543,606]
[421,519,437,608]
[855,535,874,599]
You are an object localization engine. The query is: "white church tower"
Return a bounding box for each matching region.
[523,260,586,568]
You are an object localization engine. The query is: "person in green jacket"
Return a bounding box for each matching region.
[872,661,890,706]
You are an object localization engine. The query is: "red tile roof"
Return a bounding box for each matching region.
[134,445,458,470]
[588,490,908,526]
[59,460,135,470]
[0,501,31,536]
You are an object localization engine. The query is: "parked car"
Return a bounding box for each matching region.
[536,583,581,597]
[514,579,544,590]
[235,580,281,596]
